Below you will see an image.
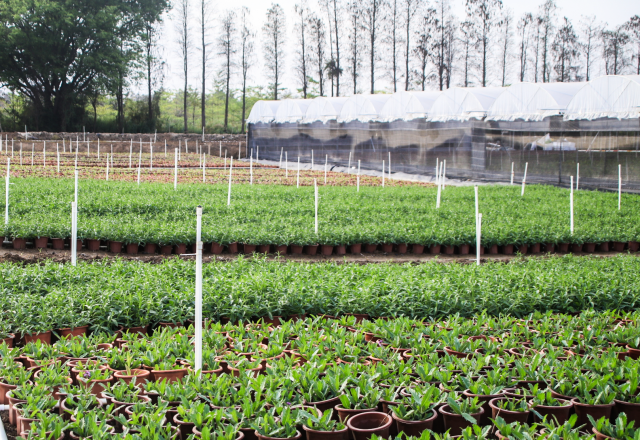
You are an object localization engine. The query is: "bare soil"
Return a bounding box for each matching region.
[1,411,17,440]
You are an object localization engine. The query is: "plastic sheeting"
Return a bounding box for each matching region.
[487,82,584,121]
[303,97,348,123]
[565,75,640,120]
[429,87,504,121]
[273,99,312,123]
[246,100,282,124]
[378,91,442,122]
[337,94,393,123]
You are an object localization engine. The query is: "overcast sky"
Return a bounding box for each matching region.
[150,0,638,97]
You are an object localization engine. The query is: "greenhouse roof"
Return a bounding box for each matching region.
[564,75,640,120]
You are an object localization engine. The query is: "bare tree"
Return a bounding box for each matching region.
[533,16,543,82]
[580,16,602,81]
[459,21,476,87]
[413,12,433,91]
[175,0,191,133]
[239,7,255,133]
[627,15,640,74]
[386,0,400,92]
[294,3,310,98]
[602,26,629,75]
[308,14,327,96]
[517,13,533,82]
[218,10,237,131]
[465,0,503,87]
[346,1,363,94]
[432,0,451,90]
[444,18,456,88]
[321,0,343,96]
[142,19,165,129]
[539,0,556,83]
[199,0,213,131]
[263,3,287,100]
[362,0,385,94]
[402,0,419,91]
[552,17,580,82]
[498,9,513,86]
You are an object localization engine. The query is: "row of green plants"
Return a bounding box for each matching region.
[3,313,640,440]
[2,177,640,246]
[2,255,640,337]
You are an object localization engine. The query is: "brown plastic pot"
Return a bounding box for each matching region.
[613,400,640,424]
[350,243,362,254]
[228,242,239,253]
[335,405,377,423]
[489,398,530,424]
[86,239,100,251]
[109,241,123,253]
[303,396,342,417]
[306,245,319,255]
[411,244,424,254]
[626,345,640,359]
[7,392,26,425]
[429,245,441,254]
[210,242,224,254]
[518,244,528,255]
[276,245,288,255]
[150,368,187,383]
[438,404,483,436]
[113,369,151,386]
[78,376,114,395]
[291,245,304,254]
[58,326,89,338]
[396,244,407,254]
[1,333,14,348]
[381,244,393,253]
[35,237,49,249]
[458,244,470,255]
[23,331,52,345]
[558,243,570,253]
[0,381,17,405]
[597,242,610,252]
[488,244,499,254]
[629,241,640,252]
[573,402,614,429]
[462,391,503,425]
[258,244,271,254]
[592,428,613,440]
[51,238,65,250]
[12,238,26,250]
[364,244,378,253]
[255,430,301,440]
[571,244,583,253]
[529,243,541,254]
[160,245,173,255]
[502,244,514,255]
[346,411,392,440]
[303,425,349,440]
[443,245,455,255]
[126,243,139,254]
[583,243,596,253]
[143,243,157,254]
[544,243,555,253]
[336,245,347,255]
[613,241,626,252]
[392,410,438,437]
[321,245,334,255]
[174,413,196,439]
[242,244,257,254]
[174,244,187,254]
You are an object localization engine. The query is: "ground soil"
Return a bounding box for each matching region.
[1,410,17,440]
[0,244,632,266]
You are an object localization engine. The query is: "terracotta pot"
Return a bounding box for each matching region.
[573,402,614,429]
[304,396,342,417]
[35,236,49,249]
[350,243,362,254]
[321,245,334,255]
[613,241,626,252]
[12,238,26,250]
[228,242,239,254]
[291,245,304,254]
[174,244,187,254]
[0,381,17,404]
[109,241,123,253]
[571,243,583,253]
[336,245,347,255]
[381,244,393,253]
[160,245,173,255]
[488,244,499,254]
[303,425,349,440]
[463,391,503,425]
[364,244,378,253]
[628,241,639,252]
[392,410,438,437]
[263,315,283,326]
[394,244,407,254]
[174,413,196,440]
[7,392,27,425]
[51,238,65,250]
[438,404,483,436]
[443,245,455,255]
[411,244,424,254]
[429,245,441,254]
[592,428,613,440]
[143,243,157,254]
[518,244,528,255]
[457,244,470,255]
[530,243,541,254]
[86,239,100,251]
[255,430,301,440]
[305,245,319,255]
[150,368,187,383]
[274,245,288,255]
[23,331,52,345]
[108,395,152,417]
[597,242,610,252]
[544,243,555,253]
[335,405,377,423]
[258,244,271,254]
[489,398,530,424]
[346,412,392,440]
[243,244,257,254]
[113,369,151,386]
[79,376,113,395]
[613,399,640,424]
[583,243,596,253]
[1,333,14,348]
[228,364,263,378]
[500,244,514,255]
[58,326,89,338]
[209,242,224,254]
[126,243,139,254]
[558,243,570,253]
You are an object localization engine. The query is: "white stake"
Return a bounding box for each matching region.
[436,162,443,208]
[186,139,188,154]
[279,148,283,168]
[106,154,110,181]
[285,152,288,177]
[257,145,259,161]
[570,176,574,234]
[97,139,100,159]
[314,179,318,234]
[74,168,78,204]
[137,154,141,185]
[311,150,314,168]
[618,164,622,210]
[164,140,167,157]
[219,141,222,157]
[129,139,133,168]
[297,157,300,188]
[474,185,479,232]
[476,213,482,266]
[576,163,579,190]
[202,127,205,141]
[442,160,446,189]
[174,148,178,190]
[324,154,328,185]
[43,141,46,168]
[4,159,10,225]
[510,162,514,185]
[357,160,361,192]
[521,162,528,196]
[382,160,385,187]
[224,151,227,169]
[435,158,439,181]
[56,144,60,173]
[348,151,352,169]
[250,150,253,185]
[155,130,158,143]
[202,154,205,183]
[71,201,77,267]
[227,157,233,206]
[150,144,153,170]
[195,206,203,375]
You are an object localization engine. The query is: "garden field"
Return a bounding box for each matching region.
[1,177,639,252]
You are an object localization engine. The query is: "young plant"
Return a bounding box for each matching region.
[299,409,346,432]
[391,387,443,421]
[446,396,483,424]
[588,413,639,439]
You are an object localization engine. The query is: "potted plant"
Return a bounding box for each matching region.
[299,409,348,440]
[335,386,383,422]
[528,389,573,424]
[252,408,301,440]
[438,397,484,436]
[17,412,67,440]
[491,416,540,440]
[390,387,442,436]
[488,398,531,424]
[589,413,640,440]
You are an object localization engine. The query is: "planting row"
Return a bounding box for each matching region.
[2,313,640,440]
[2,255,640,337]
[1,178,638,247]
